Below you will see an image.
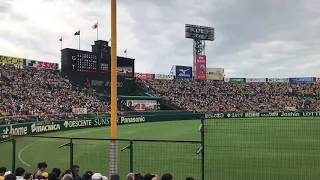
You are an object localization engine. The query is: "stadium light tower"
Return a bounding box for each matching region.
[185,24,215,79]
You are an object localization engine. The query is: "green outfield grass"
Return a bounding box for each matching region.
[1,118,320,180]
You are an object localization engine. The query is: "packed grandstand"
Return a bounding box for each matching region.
[1,58,320,121]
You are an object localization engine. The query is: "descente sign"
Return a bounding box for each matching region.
[1,116,148,138]
[205,110,320,119]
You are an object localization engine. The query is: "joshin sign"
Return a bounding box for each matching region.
[196,55,206,80]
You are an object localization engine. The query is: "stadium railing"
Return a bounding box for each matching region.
[1,135,203,180]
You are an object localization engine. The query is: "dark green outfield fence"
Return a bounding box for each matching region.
[0,112,204,180]
[0,112,202,136]
[3,110,320,180]
[203,110,320,180]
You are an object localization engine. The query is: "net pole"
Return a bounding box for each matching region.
[109,0,118,176]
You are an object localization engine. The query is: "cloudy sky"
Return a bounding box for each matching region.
[0,0,320,78]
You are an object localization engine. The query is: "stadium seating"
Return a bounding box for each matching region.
[137,78,320,112]
[0,64,110,122]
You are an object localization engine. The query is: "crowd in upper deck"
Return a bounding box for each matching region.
[0,64,110,123]
[137,78,320,112]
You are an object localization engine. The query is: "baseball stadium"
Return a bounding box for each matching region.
[1,1,320,180]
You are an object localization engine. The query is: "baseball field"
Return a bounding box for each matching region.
[1,117,320,180]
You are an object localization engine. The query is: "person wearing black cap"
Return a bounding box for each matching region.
[161,174,172,180]
[81,171,93,180]
[23,173,32,180]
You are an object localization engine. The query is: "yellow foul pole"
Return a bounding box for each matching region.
[110,0,117,176]
[111,0,117,140]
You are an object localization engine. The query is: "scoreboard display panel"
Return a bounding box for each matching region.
[61,46,134,81]
[69,50,98,73]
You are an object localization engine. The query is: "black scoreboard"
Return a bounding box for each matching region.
[61,40,135,80]
[70,51,98,72]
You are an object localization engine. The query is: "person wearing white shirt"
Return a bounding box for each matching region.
[15,168,25,180]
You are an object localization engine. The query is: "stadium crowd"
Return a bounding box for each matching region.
[137,78,320,112]
[0,64,110,123]
[3,61,320,120]
[0,163,194,180]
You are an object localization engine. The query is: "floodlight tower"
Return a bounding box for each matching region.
[185,24,215,79]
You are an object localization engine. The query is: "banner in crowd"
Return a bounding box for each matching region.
[206,68,224,80]
[267,78,290,83]
[224,78,245,83]
[154,74,174,80]
[0,55,24,66]
[285,107,296,111]
[195,55,206,80]
[290,77,316,83]
[72,108,88,114]
[317,77,320,82]
[126,100,157,111]
[246,78,267,83]
[134,73,155,79]
[25,59,59,70]
[175,66,192,79]
[212,107,220,112]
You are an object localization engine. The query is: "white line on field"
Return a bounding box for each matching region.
[18,129,99,167]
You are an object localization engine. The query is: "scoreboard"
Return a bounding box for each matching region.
[61,40,135,80]
[70,51,98,73]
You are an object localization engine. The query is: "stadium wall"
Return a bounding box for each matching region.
[0,113,203,137]
[204,110,320,119]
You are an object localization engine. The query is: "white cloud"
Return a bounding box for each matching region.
[1,0,320,77]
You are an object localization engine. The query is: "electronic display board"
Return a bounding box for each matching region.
[60,40,135,95]
[69,50,97,73]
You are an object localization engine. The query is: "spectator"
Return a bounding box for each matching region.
[160,174,172,180]
[48,173,57,180]
[34,162,47,179]
[81,171,93,180]
[4,174,16,180]
[71,165,81,180]
[61,174,72,180]
[14,168,25,180]
[110,174,119,180]
[134,174,143,180]
[51,168,61,180]
[91,173,108,180]
[0,168,6,177]
[59,170,71,180]
[23,174,32,180]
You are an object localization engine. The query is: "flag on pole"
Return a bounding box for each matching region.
[74,30,81,50]
[124,49,127,57]
[74,30,80,36]
[92,22,98,29]
[92,22,99,40]
[59,37,62,41]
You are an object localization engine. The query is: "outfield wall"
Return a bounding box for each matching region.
[205,111,320,119]
[0,113,203,137]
